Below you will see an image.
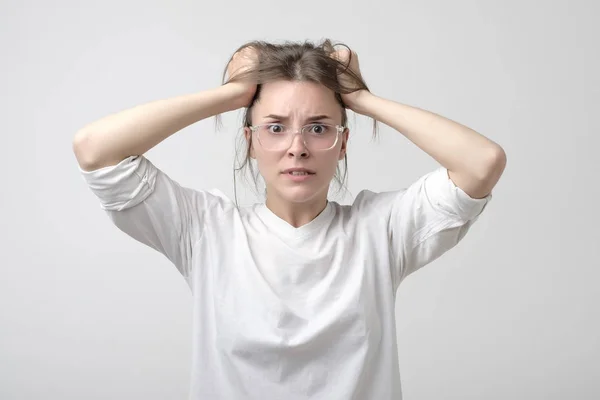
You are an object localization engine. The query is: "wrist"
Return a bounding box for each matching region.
[344,90,375,115]
[221,82,257,110]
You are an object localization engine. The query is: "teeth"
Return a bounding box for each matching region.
[290,171,308,175]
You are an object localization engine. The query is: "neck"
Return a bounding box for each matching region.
[265,193,328,228]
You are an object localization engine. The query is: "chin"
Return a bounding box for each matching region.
[271,179,328,204]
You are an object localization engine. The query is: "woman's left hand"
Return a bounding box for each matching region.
[332,48,368,112]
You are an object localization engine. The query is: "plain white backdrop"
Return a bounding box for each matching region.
[1,0,598,398]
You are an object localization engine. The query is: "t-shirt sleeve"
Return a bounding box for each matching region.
[389,167,491,288]
[79,155,221,279]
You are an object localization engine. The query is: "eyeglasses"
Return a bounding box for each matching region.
[249,123,345,151]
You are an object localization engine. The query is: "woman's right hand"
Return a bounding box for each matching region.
[225,46,259,108]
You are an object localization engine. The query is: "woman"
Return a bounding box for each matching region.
[73,39,506,399]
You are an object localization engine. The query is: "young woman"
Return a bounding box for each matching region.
[73,39,506,399]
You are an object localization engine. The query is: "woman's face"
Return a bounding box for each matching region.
[244,80,349,206]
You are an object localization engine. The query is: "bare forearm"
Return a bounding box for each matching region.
[351,91,506,197]
[73,84,246,171]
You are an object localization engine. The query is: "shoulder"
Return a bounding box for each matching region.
[329,188,409,225]
[331,166,493,226]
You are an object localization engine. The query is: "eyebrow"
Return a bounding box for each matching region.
[262,114,332,122]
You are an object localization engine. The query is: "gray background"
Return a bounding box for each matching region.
[1,0,598,399]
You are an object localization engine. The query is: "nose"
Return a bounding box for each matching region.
[287,132,309,158]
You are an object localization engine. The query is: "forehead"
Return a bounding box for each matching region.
[254,80,341,121]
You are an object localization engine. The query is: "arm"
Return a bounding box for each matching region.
[75,83,252,278]
[334,49,503,283]
[74,50,258,279]
[349,93,504,280]
[347,91,506,199]
[333,49,506,199]
[73,82,253,171]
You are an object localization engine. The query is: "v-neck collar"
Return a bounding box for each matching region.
[255,201,334,240]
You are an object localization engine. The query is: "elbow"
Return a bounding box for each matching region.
[450,145,507,199]
[476,144,506,189]
[486,144,507,179]
[72,130,101,171]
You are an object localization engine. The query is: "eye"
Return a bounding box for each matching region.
[266,124,285,134]
[307,124,329,135]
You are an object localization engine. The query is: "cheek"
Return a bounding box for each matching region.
[254,151,282,177]
[317,154,343,177]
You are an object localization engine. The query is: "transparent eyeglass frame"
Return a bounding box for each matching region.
[248,123,346,151]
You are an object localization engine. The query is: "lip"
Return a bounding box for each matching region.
[281,168,316,182]
[282,168,316,174]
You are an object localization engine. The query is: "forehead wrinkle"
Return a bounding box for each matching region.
[260,99,338,122]
[253,81,342,123]
[262,113,333,123]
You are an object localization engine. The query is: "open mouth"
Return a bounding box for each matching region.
[282,169,316,181]
[286,171,315,176]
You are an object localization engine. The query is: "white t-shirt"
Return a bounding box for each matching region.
[80,155,491,399]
